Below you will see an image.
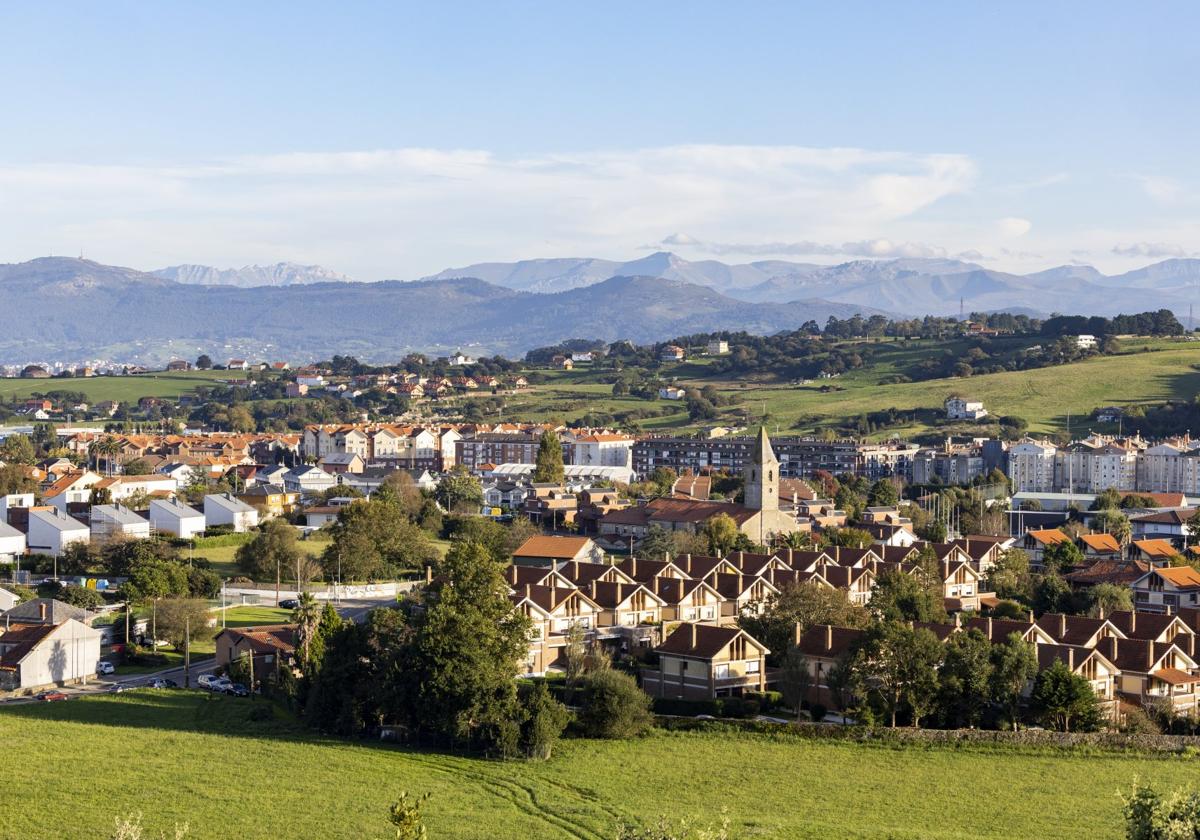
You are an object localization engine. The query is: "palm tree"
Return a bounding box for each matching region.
[91,435,121,476]
[291,592,321,667]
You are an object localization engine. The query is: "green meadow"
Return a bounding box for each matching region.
[1,692,1196,839]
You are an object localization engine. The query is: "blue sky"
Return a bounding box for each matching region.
[0,2,1196,278]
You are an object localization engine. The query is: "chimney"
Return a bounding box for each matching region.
[39,602,47,621]
[1059,613,1067,638]
[590,581,597,598]
[573,560,579,578]
[1190,634,1197,658]
[550,587,557,609]
[632,557,637,576]
[1147,639,1155,670]
[1109,636,1118,661]
[986,617,993,639]
[425,565,433,584]
[794,623,803,646]
[616,582,623,602]
[691,623,697,647]
[1131,611,1136,633]
[1067,647,1075,670]
[525,584,531,599]
[1098,606,1105,620]
[1027,609,1034,623]
[954,612,961,629]
[825,624,833,652]
[684,553,692,573]
[737,572,744,593]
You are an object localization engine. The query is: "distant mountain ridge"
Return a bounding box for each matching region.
[427,252,1200,316]
[0,258,882,364]
[152,262,351,287]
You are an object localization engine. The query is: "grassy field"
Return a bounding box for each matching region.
[1,692,1197,839]
[193,535,327,578]
[219,606,295,626]
[508,338,1200,438]
[0,369,257,403]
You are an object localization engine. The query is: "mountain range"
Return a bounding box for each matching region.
[4,252,1199,365]
[0,258,878,364]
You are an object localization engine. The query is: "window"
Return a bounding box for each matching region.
[746,659,760,674]
[714,664,730,680]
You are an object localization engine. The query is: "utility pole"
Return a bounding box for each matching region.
[248,651,255,701]
[124,599,130,647]
[275,555,281,607]
[184,615,191,689]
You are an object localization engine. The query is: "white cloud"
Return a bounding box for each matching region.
[646,235,958,260]
[997,217,1032,237]
[1111,241,1192,258]
[1136,175,1183,203]
[0,144,977,278]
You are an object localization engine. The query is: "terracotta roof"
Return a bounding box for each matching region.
[0,623,57,669]
[1035,613,1120,647]
[216,624,296,656]
[1108,610,1194,640]
[1064,558,1150,587]
[1028,528,1072,545]
[1143,566,1200,591]
[795,624,865,659]
[513,535,593,560]
[1133,539,1183,559]
[1131,509,1194,526]
[1079,533,1122,553]
[1153,667,1199,686]
[643,497,756,526]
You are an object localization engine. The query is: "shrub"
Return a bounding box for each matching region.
[809,703,828,723]
[575,670,653,739]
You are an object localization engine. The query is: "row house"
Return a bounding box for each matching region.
[642,623,769,700]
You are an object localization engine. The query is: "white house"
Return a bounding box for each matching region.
[0,522,26,563]
[0,493,34,524]
[95,474,179,502]
[90,504,151,542]
[945,396,988,421]
[706,339,730,355]
[149,498,206,539]
[0,618,102,691]
[0,587,18,612]
[203,493,260,533]
[27,508,90,557]
[1075,335,1098,350]
[659,387,686,400]
[283,466,337,496]
[156,462,195,489]
[572,433,635,470]
[254,464,290,486]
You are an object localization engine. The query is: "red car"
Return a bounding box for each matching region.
[35,691,68,702]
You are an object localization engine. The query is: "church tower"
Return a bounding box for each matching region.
[743,426,779,512]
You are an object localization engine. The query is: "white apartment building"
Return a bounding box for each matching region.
[571,433,635,469]
[204,493,260,533]
[90,504,151,542]
[1007,440,1059,492]
[1057,441,1138,493]
[149,498,206,539]
[1138,443,1200,495]
[27,508,90,556]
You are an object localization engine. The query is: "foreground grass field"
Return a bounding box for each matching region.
[2,692,1197,839]
[0,369,252,403]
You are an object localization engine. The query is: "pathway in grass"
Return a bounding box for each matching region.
[1,693,1198,838]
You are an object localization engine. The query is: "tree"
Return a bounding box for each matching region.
[1088,582,1133,617]
[870,568,947,623]
[440,466,484,513]
[702,513,740,556]
[780,646,812,720]
[0,434,35,465]
[0,463,38,495]
[1188,509,1200,548]
[1030,660,1102,732]
[638,525,676,560]
[519,680,570,760]
[533,429,565,484]
[737,581,868,665]
[405,540,531,752]
[989,632,1038,731]
[1089,487,1122,511]
[575,669,653,738]
[321,498,438,580]
[236,519,301,581]
[57,584,103,609]
[1032,573,1071,615]
[1041,540,1084,574]
[1092,508,1132,545]
[1123,782,1200,840]
[867,478,899,508]
[154,599,215,651]
[292,592,322,667]
[985,548,1033,602]
[856,622,942,727]
[195,354,213,370]
[822,527,875,549]
[937,629,993,728]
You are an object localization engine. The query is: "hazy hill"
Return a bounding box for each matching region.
[153,262,351,287]
[0,258,882,364]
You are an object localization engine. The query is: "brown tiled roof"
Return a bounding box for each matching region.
[651,577,711,604]
[1108,610,1194,640]
[795,624,865,659]
[513,535,593,560]
[583,580,660,610]
[1079,533,1122,553]
[1064,558,1150,587]
[216,624,296,656]
[0,623,57,669]
[962,617,1038,642]
[615,557,677,583]
[1034,613,1119,647]
[559,561,630,587]
[657,623,764,659]
[1131,509,1194,526]
[644,497,756,526]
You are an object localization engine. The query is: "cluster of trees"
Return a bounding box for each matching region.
[1041,310,1183,339]
[300,539,650,760]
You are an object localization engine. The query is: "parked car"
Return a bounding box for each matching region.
[197,674,218,689]
[226,683,250,697]
[149,678,178,689]
[35,691,68,702]
[279,599,299,609]
[211,677,233,693]
[96,661,116,675]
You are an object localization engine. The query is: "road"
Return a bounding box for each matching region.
[3,595,397,704]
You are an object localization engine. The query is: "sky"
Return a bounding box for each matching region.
[0,2,1197,280]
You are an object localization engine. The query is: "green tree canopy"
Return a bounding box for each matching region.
[1030,660,1102,732]
[533,429,565,484]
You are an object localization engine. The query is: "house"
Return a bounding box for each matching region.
[945,397,988,421]
[227,359,249,371]
[148,498,206,539]
[1108,610,1194,644]
[1022,528,1073,568]
[658,387,687,401]
[642,623,769,700]
[1104,636,1200,713]
[203,493,260,532]
[1075,335,1098,350]
[550,355,574,370]
[283,466,337,496]
[0,521,26,563]
[319,452,365,475]
[1078,532,1124,559]
[581,580,665,638]
[510,585,602,675]
[166,360,191,371]
[1034,612,1126,648]
[2,598,91,626]
[705,339,730,355]
[1036,644,1119,713]
[26,507,90,557]
[659,345,686,362]
[236,484,300,519]
[0,619,102,691]
[1131,509,1194,543]
[794,623,867,709]
[90,504,150,542]
[1131,566,1200,613]
[1131,538,1183,565]
[652,578,724,625]
[214,624,297,672]
[286,382,309,398]
[512,535,603,567]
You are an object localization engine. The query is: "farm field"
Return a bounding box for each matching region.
[0,369,257,404]
[193,535,327,578]
[509,339,1200,438]
[1,692,1196,839]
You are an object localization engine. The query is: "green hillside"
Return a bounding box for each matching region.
[0,370,251,404]
[0,692,1195,839]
